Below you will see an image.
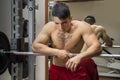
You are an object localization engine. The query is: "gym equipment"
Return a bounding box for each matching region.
[0,31,10,75]
[0,31,28,78]
[23,19,28,37]
[1,49,120,79]
[11,0,35,79]
[8,59,28,78]
[22,0,27,9]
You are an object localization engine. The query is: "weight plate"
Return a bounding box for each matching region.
[0,31,10,75]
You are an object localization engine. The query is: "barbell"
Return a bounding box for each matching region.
[0,31,28,78]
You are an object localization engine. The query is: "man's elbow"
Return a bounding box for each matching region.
[97,44,102,55]
[97,48,102,55]
[32,46,35,52]
[32,43,37,53]
[32,45,35,52]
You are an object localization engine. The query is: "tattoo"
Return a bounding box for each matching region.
[57,33,65,42]
[57,33,72,42]
[65,35,72,42]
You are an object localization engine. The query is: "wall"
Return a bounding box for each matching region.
[0,0,11,41]
[0,0,11,80]
[68,0,120,45]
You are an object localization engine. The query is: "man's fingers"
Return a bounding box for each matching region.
[70,63,74,71]
[64,55,70,61]
[73,63,77,71]
[66,60,78,71]
[70,62,77,71]
[66,61,72,69]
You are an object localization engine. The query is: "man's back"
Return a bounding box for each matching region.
[91,25,113,46]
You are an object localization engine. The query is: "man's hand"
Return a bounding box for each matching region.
[56,49,70,61]
[66,54,81,72]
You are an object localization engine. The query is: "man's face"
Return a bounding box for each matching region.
[53,16,72,32]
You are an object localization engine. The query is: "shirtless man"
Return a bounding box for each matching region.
[32,2,101,80]
[82,16,113,52]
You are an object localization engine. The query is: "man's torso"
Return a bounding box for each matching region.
[50,21,84,67]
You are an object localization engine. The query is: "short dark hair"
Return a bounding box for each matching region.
[84,16,96,25]
[52,2,70,19]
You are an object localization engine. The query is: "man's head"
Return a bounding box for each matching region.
[52,2,70,19]
[84,16,96,25]
[52,2,72,32]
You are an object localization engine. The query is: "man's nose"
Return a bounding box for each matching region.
[58,24,63,30]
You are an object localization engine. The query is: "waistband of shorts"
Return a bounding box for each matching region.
[50,58,93,70]
[50,64,68,71]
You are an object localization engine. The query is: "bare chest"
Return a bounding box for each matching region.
[51,31,83,51]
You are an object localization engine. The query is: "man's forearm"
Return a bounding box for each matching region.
[32,43,58,56]
[78,44,102,60]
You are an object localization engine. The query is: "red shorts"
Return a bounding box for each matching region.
[49,58,99,80]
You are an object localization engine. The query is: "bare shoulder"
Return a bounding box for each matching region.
[33,22,56,44]
[72,20,90,29]
[92,25,104,29]
[41,21,56,34]
[94,25,106,32]
[97,25,105,29]
[77,21,92,33]
[37,21,56,39]
[71,20,94,39]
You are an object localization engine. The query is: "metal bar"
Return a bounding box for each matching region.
[99,72,120,78]
[70,53,120,58]
[27,0,36,80]
[11,0,24,50]
[102,45,120,48]
[99,54,120,58]
[103,48,112,54]
[3,51,120,58]
[11,0,24,80]
[2,51,46,56]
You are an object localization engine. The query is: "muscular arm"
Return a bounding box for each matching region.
[32,22,70,60]
[32,22,58,56]
[79,23,102,59]
[66,22,102,71]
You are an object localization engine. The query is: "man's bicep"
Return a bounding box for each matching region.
[83,32,98,47]
[34,23,53,44]
[81,22,99,46]
[34,32,50,45]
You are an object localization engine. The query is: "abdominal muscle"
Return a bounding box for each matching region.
[53,57,67,67]
[52,48,82,67]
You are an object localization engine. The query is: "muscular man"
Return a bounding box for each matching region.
[82,16,113,52]
[32,3,101,80]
